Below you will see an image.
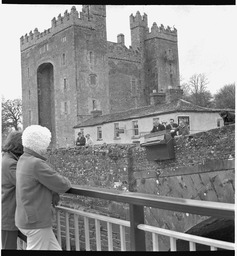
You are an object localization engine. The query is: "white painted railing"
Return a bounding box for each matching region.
[137,224,235,251]
[55,205,235,251]
[55,205,130,251]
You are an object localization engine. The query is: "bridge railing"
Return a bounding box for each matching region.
[54,185,235,251]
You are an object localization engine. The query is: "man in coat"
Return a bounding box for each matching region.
[219,111,235,125]
[150,119,165,133]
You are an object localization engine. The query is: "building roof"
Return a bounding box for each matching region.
[73,99,234,128]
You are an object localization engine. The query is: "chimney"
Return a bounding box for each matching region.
[91,110,102,118]
[166,87,183,103]
[150,91,166,105]
[117,34,125,45]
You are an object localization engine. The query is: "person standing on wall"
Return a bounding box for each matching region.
[2,131,25,249]
[15,125,72,250]
[166,118,179,137]
[76,132,86,146]
[150,118,166,133]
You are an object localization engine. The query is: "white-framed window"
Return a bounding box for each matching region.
[217,118,222,127]
[178,116,190,127]
[114,123,120,138]
[132,120,139,136]
[80,128,84,136]
[97,126,102,140]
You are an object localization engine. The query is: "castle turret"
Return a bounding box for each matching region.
[130,11,148,51]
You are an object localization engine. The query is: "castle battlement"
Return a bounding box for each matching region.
[20,6,96,51]
[145,22,177,42]
[107,41,141,63]
[130,11,148,29]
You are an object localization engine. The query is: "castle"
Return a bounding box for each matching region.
[20,5,181,148]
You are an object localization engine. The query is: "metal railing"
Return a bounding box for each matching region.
[54,185,235,251]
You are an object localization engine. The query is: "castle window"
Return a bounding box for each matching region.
[27,67,30,78]
[97,126,102,140]
[89,74,97,86]
[62,53,66,65]
[63,78,67,90]
[62,36,67,43]
[89,51,93,63]
[92,99,97,110]
[131,78,136,96]
[64,102,68,114]
[114,123,120,138]
[29,110,32,125]
[46,44,49,51]
[132,120,139,136]
[29,90,31,100]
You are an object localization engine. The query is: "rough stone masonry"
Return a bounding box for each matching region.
[46,124,234,251]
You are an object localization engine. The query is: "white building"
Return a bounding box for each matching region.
[73,99,231,145]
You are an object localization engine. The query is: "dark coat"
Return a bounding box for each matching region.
[1,152,19,231]
[151,124,165,133]
[15,147,71,229]
[222,112,235,125]
[76,136,86,146]
[166,123,179,137]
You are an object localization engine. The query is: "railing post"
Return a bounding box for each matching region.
[129,204,146,251]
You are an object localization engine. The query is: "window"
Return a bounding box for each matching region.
[178,116,190,126]
[92,99,97,110]
[62,53,66,65]
[29,110,32,125]
[131,78,136,96]
[63,78,67,90]
[132,121,139,136]
[62,36,66,42]
[217,118,222,127]
[114,123,120,138]
[89,74,97,86]
[97,127,102,140]
[27,67,30,78]
[29,90,31,100]
[39,44,49,54]
[80,128,84,136]
[64,102,68,114]
[89,51,93,63]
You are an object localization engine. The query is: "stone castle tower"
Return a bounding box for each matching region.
[20,5,180,148]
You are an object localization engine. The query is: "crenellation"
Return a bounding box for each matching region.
[107,41,141,63]
[145,22,177,42]
[130,12,148,29]
[20,6,96,51]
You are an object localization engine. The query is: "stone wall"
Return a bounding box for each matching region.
[47,124,235,251]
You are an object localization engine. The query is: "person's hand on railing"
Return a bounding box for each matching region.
[52,192,60,207]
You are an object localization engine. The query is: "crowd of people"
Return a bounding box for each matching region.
[150,118,190,137]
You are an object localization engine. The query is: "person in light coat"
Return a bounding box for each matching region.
[2,131,24,249]
[15,125,72,250]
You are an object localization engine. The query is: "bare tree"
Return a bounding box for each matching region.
[182,73,213,107]
[2,98,22,132]
[214,83,235,109]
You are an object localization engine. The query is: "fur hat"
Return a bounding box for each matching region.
[22,125,51,154]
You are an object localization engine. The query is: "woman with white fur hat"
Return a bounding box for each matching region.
[15,125,72,250]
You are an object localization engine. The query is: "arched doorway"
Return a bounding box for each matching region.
[37,63,56,148]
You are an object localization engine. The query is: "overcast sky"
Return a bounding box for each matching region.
[0,4,236,100]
